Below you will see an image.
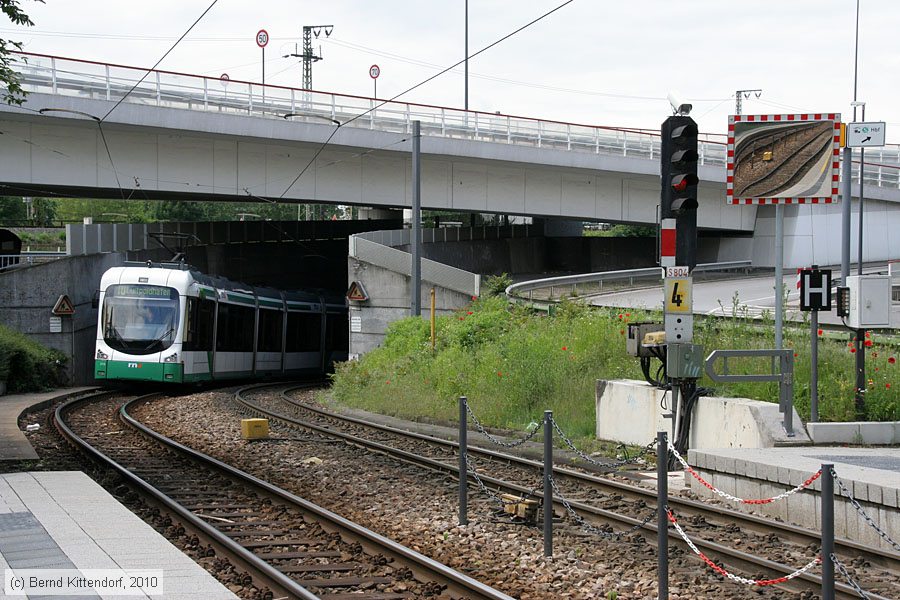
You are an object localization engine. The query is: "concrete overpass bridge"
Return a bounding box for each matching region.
[2,52,900,267]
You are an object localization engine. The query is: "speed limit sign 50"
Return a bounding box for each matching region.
[256,29,269,48]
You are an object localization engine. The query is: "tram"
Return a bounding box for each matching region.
[94,262,347,383]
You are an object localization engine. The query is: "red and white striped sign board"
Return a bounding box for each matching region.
[660,218,676,267]
[726,113,841,205]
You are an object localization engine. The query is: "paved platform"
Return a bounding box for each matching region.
[1,388,96,462]
[688,446,900,551]
[0,471,237,599]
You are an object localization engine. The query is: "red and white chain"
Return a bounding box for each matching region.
[666,508,821,586]
[668,441,822,505]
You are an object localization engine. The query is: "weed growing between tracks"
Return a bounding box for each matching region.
[331,296,900,441]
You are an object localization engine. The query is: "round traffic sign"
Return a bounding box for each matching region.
[220,73,230,85]
[256,29,269,48]
[369,64,380,79]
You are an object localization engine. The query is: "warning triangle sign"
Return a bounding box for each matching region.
[346,281,369,302]
[52,294,75,315]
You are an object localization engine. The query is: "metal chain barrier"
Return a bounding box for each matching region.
[551,416,656,468]
[549,475,655,540]
[668,441,822,505]
[464,401,543,448]
[830,553,871,599]
[667,507,820,586]
[465,454,541,507]
[831,467,900,553]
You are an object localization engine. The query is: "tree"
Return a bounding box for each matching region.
[1,0,42,106]
[0,196,26,222]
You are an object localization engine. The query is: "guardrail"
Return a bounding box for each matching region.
[8,51,900,189]
[0,251,66,270]
[505,260,753,306]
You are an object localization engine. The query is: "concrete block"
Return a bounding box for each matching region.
[723,456,736,475]
[852,479,870,503]
[882,487,898,508]
[859,422,896,445]
[867,484,883,506]
[807,422,861,444]
[734,458,747,477]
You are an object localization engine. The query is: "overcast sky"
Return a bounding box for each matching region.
[5,0,899,142]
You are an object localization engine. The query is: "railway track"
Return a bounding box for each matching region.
[54,390,513,600]
[233,383,900,600]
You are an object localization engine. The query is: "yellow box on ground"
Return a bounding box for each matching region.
[241,418,269,440]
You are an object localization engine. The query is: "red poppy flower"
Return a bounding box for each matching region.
[459,317,465,321]
[890,357,897,364]
[887,383,892,389]
[817,329,823,336]
[865,340,873,347]
[625,313,631,317]
[619,329,625,335]
[497,371,503,377]
[866,332,871,339]
[875,367,880,372]
[467,311,473,315]
[561,346,568,351]
[471,296,478,301]
[850,348,857,354]
[386,380,391,384]
[617,314,623,320]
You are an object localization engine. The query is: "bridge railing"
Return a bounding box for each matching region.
[7,51,899,190]
[506,260,753,309]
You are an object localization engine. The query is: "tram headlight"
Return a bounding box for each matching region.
[163,352,179,363]
[96,349,109,360]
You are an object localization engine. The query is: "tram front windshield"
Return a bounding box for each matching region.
[102,284,179,355]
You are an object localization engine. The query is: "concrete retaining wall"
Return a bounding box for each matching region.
[595,379,809,449]
[347,261,473,356]
[0,253,125,385]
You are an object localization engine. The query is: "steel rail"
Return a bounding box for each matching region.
[233,384,897,599]
[54,391,319,600]
[115,390,512,600]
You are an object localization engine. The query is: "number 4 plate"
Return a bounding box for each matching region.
[664,277,692,314]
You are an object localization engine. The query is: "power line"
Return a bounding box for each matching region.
[100,0,219,122]
[280,0,578,198]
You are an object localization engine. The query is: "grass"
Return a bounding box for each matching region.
[329,293,900,445]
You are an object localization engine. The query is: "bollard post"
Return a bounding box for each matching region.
[458,396,468,526]
[657,431,669,600]
[822,463,834,600]
[543,410,553,557]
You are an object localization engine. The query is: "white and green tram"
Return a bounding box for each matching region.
[94,262,348,383]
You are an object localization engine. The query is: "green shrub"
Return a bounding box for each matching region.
[483,273,513,297]
[0,325,67,393]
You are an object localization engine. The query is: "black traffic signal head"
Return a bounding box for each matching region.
[661,116,699,217]
[660,115,699,269]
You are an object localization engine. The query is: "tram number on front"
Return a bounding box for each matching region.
[664,278,691,314]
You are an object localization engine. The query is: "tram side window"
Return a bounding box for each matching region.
[257,308,284,353]
[324,313,348,351]
[285,311,321,352]
[184,298,215,351]
[216,303,255,352]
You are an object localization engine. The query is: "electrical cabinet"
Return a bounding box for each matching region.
[846,275,891,329]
